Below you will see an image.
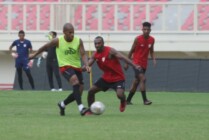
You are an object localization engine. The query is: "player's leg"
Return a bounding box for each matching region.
[126,78,139,105]
[46,62,55,91]
[88,85,102,107]
[138,72,152,105]
[112,80,126,112]
[23,61,35,90]
[58,68,88,116]
[63,83,83,106]
[24,69,35,90]
[52,61,62,91]
[63,71,84,106]
[16,67,23,90]
[88,78,106,107]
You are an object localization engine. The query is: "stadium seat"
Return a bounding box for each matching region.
[0,5,8,30]
[182,1,209,31]
[40,5,50,30]
[26,5,37,30]
[12,5,23,30]
[74,6,83,30]
[80,0,168,30]
[85,5,98,30]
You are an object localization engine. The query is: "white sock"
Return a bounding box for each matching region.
[78,104,84,112]
[61,101,65,108]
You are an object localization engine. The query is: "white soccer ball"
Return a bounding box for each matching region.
[90,101,105,115]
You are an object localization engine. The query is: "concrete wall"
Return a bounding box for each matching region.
[11,58,209,92]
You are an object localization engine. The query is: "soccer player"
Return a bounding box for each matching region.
[124,22,156,105]
[85,36,141,112]
[29,23,91,116]
[9,30,35,90]
[37,31,62,91]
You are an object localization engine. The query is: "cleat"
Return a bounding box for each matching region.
[120,101,126,112]
[58,88,63,92]
[126,101,133,105]
[80,107,89,116]
[51,88,56,92]
[84,110,93,116]
[57,102,65,116]
[80,108,92,116]
[144,100,152,105]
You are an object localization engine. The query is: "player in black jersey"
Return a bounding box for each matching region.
[37,31,62,91]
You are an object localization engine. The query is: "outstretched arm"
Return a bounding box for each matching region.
[88,54,96,67]
[29,38,58,59]
[110,48,140,70]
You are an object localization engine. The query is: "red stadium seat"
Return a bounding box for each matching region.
[26,5,37,30]
[0,5,8,30]
[12,5,23,30]
[182,2,209,31]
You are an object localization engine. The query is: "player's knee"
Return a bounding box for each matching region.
[70,75,79,85]
[139,75,146,82]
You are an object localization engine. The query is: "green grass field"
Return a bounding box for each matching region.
[0,90,209,140]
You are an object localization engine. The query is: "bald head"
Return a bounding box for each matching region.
[63,23,74,42]
[63,23,74,31]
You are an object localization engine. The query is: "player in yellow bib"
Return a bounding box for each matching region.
[30,23,91,116]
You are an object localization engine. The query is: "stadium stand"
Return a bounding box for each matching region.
[80,0,168,30]
[12,5,23,30]
[26,5,37,30]
[0,5,8,30]
[181,0,209,30]
[4,0,58,30]
[40,4,50,30]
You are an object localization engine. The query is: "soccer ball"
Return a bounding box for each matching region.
[90,101,105,115]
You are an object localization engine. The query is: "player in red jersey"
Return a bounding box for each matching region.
[85,36,140,112]
[124,22,156,105]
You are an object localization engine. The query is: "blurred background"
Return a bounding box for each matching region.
[0,0,209,92]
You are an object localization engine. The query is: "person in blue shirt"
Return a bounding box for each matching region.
[9,30,35,90]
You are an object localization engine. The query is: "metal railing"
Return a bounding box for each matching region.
[0,2,209,34]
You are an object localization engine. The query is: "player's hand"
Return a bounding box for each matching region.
[81,65,87,72]
[124,63,129,71]
[85,65,91,73]
[133,64,141,71]
[11,52,18,58]
[28,60,34,68]
[82,65,91,73]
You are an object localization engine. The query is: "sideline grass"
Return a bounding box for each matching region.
[0,90,209,140]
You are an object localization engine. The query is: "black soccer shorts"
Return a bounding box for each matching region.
[62,68,84,84]
[94,78,125,91]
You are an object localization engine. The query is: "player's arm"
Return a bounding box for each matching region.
[79,39,90,73]
[28,41,33,54]
[124,37,137,70]
[9,45,13,53]
[110,48,140,70]
[88,53,96,67]
[9,41,18,58]
[29,38,58,59]
[82,54,95,72]
[150,39,156,67]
